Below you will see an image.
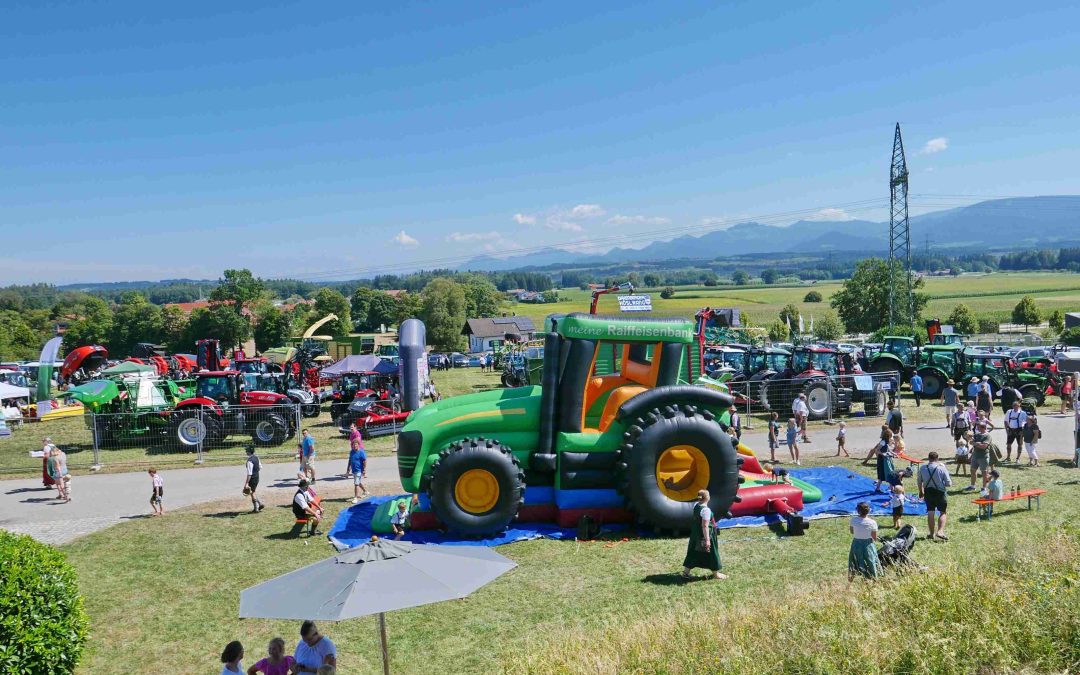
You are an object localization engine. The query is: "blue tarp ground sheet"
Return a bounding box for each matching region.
[327,466,928,550]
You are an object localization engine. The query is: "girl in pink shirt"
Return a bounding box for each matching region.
[247,638,294,675]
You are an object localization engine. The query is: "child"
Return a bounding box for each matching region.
[889,483,905,529]
[767,412,780,463]
[953,435,970,477]
[835,421,849,457]
[390,500,410,540]
[148,467,164,516]
[786,418,800,465]
[761,462,792,485]
[1023,414,1041,467]
[987,469,1004,502]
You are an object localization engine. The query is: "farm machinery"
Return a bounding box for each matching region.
[60,345,109,384]
[235,357,321,418]
[914,345,1052,404]
[759,346,888,419]
[395,314,821,537]
[65,376,190,447]
[168,370,298,448]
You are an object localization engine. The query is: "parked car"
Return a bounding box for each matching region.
[450,353,469,368]
[467,354,485,367]
[427,353,446,368]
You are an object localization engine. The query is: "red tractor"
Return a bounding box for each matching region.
[334,396,409,438]
[167,370,297,448]
[761,346,886,420]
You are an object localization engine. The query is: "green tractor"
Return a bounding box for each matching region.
[867,336,918,383]
[397,313,742,536]
[66,377,189,447]
[913,346,1048,404]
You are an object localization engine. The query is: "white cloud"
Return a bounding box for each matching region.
[606,214,671,226]
[447,231,500,242]
[919,137,948,154]
[569,203,605,218]
[392,230,419,247]
[807,207,854,222]
[512,213,536,225]
[544,217,583,232]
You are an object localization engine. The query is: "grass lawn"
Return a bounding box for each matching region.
[62,451,1080,673]
[0,367,501,478]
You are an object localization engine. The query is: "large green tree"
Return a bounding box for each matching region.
[58,296,113,351]
[0,310,47,360]
[812,310,844,341]
[393,291,423,326]
[253,307,292,352]
[159,305,189,353]
[829,258,929,333]
[107,293,163,356]
[1011,296,1041,331]
[947,304,978,335]
[421,278,467,351]
[350,287,398,332]
[460,275,503,318]
[182,304,252,351]
[312,287,352,336]
[210,269,266,316]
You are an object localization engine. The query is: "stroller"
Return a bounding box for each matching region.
[878,524,919,570]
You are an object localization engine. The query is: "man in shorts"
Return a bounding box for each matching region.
[941,379,959,433]
[243,445,263,512]
[1002,400,1027,463]
[346,435,367,504]
[966,426,993,491]
[917,451,952,541]
[300,429,316,484]
[791,394,810,443]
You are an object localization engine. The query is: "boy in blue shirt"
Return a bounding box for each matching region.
[346,436,368,503]
[909,372,924,407]
[300,429,317,484]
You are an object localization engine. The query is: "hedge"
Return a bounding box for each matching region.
[0,531,89,674]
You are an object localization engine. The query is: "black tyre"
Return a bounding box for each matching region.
[428,438,525,536]
[500,373,512,387]
[919,370,945,398]
[864,389,887,417]
[1019,384,1045,407]
[615,405,739,533]
[251,413,289,446]
[302,403,320,418]
[803,379,831,420]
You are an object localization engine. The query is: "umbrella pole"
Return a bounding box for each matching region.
[379,611,390,675]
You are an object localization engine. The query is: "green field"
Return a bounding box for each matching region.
[511,271,1080,328]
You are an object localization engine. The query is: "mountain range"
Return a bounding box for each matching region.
[462,196,1080,271]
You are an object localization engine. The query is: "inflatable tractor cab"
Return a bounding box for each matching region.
[396,313,741,536]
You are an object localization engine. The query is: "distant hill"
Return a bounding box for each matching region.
[464,196,1080,271]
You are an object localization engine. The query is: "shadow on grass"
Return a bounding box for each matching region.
[120,514,153,520]
[641,572,711,585]
[1048,459,1077,469]
[958,507,1039,524]
[265,523,320,540]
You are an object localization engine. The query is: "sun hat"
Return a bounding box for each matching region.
[947,379,954,385]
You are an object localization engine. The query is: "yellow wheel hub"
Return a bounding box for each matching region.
[656,445,710,501]
[454,469,500,514]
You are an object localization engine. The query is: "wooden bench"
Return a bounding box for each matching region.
[973,489,1046,520]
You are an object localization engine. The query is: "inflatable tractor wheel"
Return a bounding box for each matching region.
[428,438,526,536]
[251,413,290,446]
[803,379,831,420]
[169,409,224,450]
[615,405,739,534]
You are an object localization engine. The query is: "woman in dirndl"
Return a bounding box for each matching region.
[873,428,896,493]
[848,501,882,581]
[681,489,726,580]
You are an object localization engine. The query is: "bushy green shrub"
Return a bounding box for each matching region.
[660,287,675,299]
[0,531,89,674]
[803,290,822,303]
[977,318,1000,334]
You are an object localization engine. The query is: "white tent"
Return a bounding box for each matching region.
[0,382,30,401]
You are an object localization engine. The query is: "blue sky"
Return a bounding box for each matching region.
[3,1,1079,284]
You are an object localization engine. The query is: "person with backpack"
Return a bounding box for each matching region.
[243,445,263,513]
[918,451,952,541]
[292,479,322,536]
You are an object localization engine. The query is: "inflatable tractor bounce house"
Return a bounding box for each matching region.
[396,314,820,537]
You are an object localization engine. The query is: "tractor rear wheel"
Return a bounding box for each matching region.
[251,413,289,446]
[615,405,739,533]
[803,380,831,420]
[169,410,224,450]
[920,371,945,398]
[1019,384,1045,407]
[864,389,887,417]
[428,438,525,536]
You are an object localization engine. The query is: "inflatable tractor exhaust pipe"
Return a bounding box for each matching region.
[398,318,429,413]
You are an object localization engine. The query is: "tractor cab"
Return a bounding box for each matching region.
[195,371,240,403]
[233,358,270,375]
[790,347,842,378]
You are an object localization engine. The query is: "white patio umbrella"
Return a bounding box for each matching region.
[240,537,516,674]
